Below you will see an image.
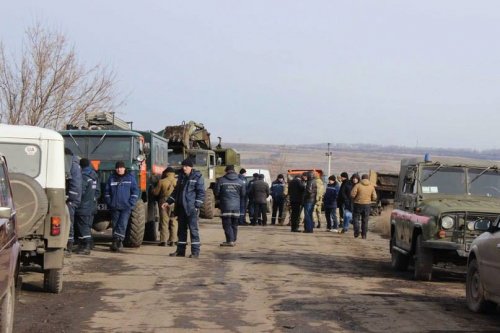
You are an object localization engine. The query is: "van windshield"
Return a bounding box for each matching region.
[0,143,41,177]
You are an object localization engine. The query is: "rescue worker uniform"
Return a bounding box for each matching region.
[75,158,99,254]
[323,176,340,231]
[167,159,205,257]
[104,161,140,251]
[64,148,82,255]
[152,167,178,246]
[270,175,287,225]
[215,166,246,245]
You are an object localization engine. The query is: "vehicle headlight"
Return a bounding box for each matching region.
[467,221,476,231]
[441,215,455,229]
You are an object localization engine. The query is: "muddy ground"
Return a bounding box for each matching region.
[14,216,500,333]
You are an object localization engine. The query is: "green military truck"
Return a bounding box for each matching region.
[160,121,241,219]
[390,156,500,280]
[60,112,169,246]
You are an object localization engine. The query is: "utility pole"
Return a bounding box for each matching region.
[325,142,332,176]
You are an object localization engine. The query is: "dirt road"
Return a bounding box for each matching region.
[14,218,500,333]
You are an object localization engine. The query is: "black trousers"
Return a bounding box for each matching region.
[253,203,268,225]
[290,202,302,231]
[353,203,371,238]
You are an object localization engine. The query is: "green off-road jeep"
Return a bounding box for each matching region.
[390,156,500,280]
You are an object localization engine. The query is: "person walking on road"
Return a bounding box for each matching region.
[323,175,340,232]
[152,167,178,246]
[303,171,317,233]
[351,174,377,239]
[105,161,140,252]
[287,173,306,232]
[165,159,205,258]
[215,165,246,246]
[250,174,270,226]
[238,168,249,225]
[270,174,287,225]
[75,158,99,255]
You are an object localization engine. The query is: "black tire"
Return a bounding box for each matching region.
[466,258,497,312]
[43,268,63,294]
[200,189,215,219]
[144,201,159,241]
[124,201,146,247]
[0,280,15,333]
[9,172,49,238]
[414,234,433,281]
[391,232,409,271]
[92,221,110,232]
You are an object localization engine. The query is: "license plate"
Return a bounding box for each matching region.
[97,203,107,210]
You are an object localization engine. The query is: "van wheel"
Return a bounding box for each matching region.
[391,232,409,271]
[466,258,496,312]
[414,234,433,281]
[0,281,15,333]
[44,268,63,294]
[200,189,215,219]
[9,172,49,238]
[124,201,146,247]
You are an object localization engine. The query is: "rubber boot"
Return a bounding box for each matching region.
[76,240,91,255]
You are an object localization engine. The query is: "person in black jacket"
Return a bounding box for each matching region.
[337,172,349,225]
[303,171,317,233]
[165,159,205,258]
[339,173,359,233]
[75,158,99,255]
[270,174,287,225]
[323,175,340,232]
[250,174,270,225]
[215,165,246,246]
[238,168,248,225]
[287,174,306,232]
[104,161,140,252]
[247,173,259,224]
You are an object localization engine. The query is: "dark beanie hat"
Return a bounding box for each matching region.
[277,174,284,179]
[225,165,235,172]
[239,168,246,175]
[329,175,336,181]
[181,158,193,167]
[80,158,90,168]
[258,174,265,180]
[340,172,348,179]
[115,161,126,169]
[253,173,259,177]
[166,167,175,173]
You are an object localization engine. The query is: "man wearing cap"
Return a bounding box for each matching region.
[238,168,248,225]
[105,161,140,252]
[270,174,287,225]
[152,166,178,246]
[246,172,259,224]
[323,175,340,232]
[287,173,306,232]
[214,165,246,246]
[164,158,205,258]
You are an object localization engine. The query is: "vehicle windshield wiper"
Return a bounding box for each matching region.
[421,164,443,183]
[90,134,107,154]
[469,166,495,185]
[68,133,84,155]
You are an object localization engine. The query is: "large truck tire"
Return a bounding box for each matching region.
[144,201,159,241]
[124,201,146,247]
[414,234,433,281]
[43,268,63,294]
[200,189,215,219]
[9,172,48,238]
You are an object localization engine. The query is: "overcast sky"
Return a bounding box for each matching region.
[2,1,500,150]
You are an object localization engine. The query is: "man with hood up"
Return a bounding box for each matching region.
[215,165,246,246]
[75,158,99,255]
[351,174,377,239]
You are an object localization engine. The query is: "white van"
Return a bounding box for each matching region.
[0,124,69,293]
